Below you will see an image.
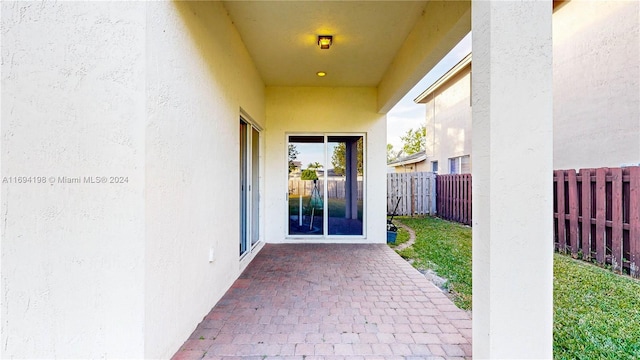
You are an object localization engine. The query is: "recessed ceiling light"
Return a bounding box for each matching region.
[316,71,327,77]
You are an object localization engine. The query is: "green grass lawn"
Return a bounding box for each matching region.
[554,254,640,359]
[393,216,640,359]
[394,216,472,310]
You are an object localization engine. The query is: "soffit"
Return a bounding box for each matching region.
[222,1,428,87]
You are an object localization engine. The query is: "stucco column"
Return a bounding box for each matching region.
[471,1,553,359]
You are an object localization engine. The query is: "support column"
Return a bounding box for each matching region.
[471,1,553,359]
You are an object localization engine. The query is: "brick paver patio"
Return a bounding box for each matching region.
[172,244,472,360]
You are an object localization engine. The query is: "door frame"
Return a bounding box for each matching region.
[240,113,263,258]
[284,132,367,240]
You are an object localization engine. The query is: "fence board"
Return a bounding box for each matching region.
[580,169,592,261]
[554,166,640,277]
[435,174,472,226]
[630,167,640,277]
[467,175,472,225]
[567,170,579,256]
[611,168,623,271]
[595,168,606,263]
[556,170,567,252]
[386,172,436,216]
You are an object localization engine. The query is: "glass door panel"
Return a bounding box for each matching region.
[239,121,248,255]
[240,119,261,256]
[327,136,363,235]
[288,136,325,236]
[251,127,260,246]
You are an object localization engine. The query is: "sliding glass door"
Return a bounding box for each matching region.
[287,134,364,238]
[240,119,260,256]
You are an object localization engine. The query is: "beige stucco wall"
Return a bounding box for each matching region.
[1,2,147,357]
[265,87,387,243]
[2,2,266,358]
[144,2,265,358]
[423,0,640,172]
[424,65,472,174]
[393,160,430,173]
[553,0,640,169]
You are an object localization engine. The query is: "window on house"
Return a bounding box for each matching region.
[431,161,438,173]
[449,155,471,174]
[461,155,471,174]
[449,157,459,174]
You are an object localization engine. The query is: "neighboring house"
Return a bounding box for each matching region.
[414,54,472,174]
[1,1,566,359]
[414,1,640,171]
[387,150,429,173]
[552,0,640,169]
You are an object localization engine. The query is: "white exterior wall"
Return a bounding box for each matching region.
[144,2,265,358]
[264,87,386,244]
[1,2,146,358]
[472,1,553,358]
[2,2,266,358]
[424,66,472,173]
[553,0,640,169]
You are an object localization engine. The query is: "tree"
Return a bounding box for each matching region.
[301,162,322,181]
[288,144,299,173]
[331,138,363,176]
[400,125,426,155]
[387,144,401,163]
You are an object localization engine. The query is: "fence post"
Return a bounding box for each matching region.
[629,167,640,277]
[595,168,606,264]
[555,170,566,252]
[611,168,623,272]
[567,170,579,257]
[580,169,592,260]
[430,173,436,215]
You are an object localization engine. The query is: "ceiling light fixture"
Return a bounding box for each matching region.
[316,71,327,77]
[317,35,333,49]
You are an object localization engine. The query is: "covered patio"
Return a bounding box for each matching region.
[172,244,471,359]
[2,1,553,358]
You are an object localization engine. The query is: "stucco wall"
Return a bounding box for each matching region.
[393,161,430,173]
[144,2,265,358]
[1,2,146,358]
[265,87,386,243]
[424,66,472,173]
[553,0,640,169]
[1,2,266,358]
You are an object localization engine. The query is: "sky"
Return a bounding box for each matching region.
[386,32,472,151]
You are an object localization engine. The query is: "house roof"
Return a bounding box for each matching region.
[413,52,472,104]
[387,150,427,167]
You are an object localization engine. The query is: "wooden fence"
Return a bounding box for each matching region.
[436,174,472,225]
[554,167,640,277]
[387,172,436,216]
[288,179,364,200]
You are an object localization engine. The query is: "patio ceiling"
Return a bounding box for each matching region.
[222,1,428,87]
[222,1,471,112]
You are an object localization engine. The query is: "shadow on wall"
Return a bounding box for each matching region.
[173,1,231,97]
